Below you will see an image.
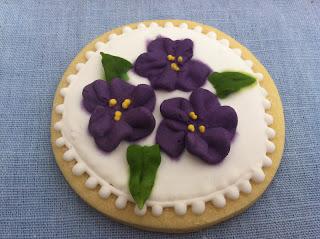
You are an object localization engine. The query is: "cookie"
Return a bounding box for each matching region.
[51,20,285,232]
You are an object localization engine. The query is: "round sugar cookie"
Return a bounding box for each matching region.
[51,20,285,232]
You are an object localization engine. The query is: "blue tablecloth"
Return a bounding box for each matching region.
[1,1,319,238]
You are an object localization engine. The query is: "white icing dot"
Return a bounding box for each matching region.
[151,205,163,216]
[238,180,252,194]
[63,149,75,161]
[260,86,268,96]
[115,196,127,209]
[98,186,111,199]
[263,99,271,110]
[149,22,159,28]
[267,140,276,153]
[232,48,242,56]
[255,72,264,81]
[194,26,202,33]
[85,51,96,60]
[265,114,274,125]
[164,22,174,28]
[207,31,217,39]
[67,74,77,83]
[174,202,187,215]
[263,155,272,167]
[137,23,146,29]
[219,39,230,47]
[225,186,240,200]
[54,121,63,131]
[108,33,117,40]
[123,26,132,33]
[76,63,85,71]
[267,127,276,139]
[211,194,226,208]
[179,23,188,29]
[245,60,253,68]
[55,137,65,147]
[134,205,147,216]
[72,163,86,176]
[60,88,68,97]
[252,168,265,183]
[85,176,98,189]
[55,104,64,114]
[191,201,205,215]
[95,41,105,51]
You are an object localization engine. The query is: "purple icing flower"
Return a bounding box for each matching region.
[156,88,238,164]
[82,79,156,152]
[134,37,212,92]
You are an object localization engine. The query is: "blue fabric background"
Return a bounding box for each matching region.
[1,0,320,238]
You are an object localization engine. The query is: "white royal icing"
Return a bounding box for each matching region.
[55,22,275,216]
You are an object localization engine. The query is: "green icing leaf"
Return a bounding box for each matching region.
[208,71,256,98]
[100,52,132,81]
[127,144,161,209]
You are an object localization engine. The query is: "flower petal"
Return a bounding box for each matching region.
[134,52,167,78]
[205,106,238,140]
[176,60,211,91]
[110,78,135,102]
[189,88,220,119]
[147,37,175,54]
[202,128,231,163]
[173,39,193,63]
[130,84,156,111]
[156,119,186,158]
[162,119,187,131]
[160,97,193,123]
[82,80,110,113]
[186,128,231,164]
[149,66,178,91]
[122,107,156,141]
[94,120,133,152]
[186,133,208,158]
[88,106,112,137]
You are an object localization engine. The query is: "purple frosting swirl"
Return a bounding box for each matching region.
[134,37,212,92]
[82,79,156,152]
[156,88,238,164]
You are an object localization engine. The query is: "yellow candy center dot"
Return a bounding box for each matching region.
[188,111,198,120]
[199,125,206,133]
[121,98,132,109]
[167,54,175,61]
[114,111,122,121]
[177,56,183,63]
[187,124,195,132]
[108,98,117,107]
[171,63,180,71]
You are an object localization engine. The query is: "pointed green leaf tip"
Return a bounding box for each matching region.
[127,144,161,209]
[100,52,132,81]
[208,71,256,98]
